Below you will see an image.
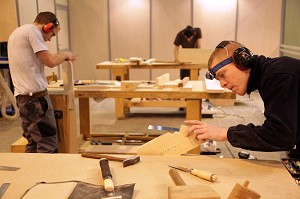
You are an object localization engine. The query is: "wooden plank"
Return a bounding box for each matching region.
[178,49,214,64]
[137,125,203,155]
[127,99,186,108]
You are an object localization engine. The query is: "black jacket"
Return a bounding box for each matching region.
[227,55,300,151]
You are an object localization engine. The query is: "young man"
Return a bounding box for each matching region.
[174,25,202,79]
[8,11,76,153]
[185,40,300,154]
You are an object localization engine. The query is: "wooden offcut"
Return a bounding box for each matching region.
[137,125,203,155]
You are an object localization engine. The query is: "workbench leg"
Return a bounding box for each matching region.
[186,99,201,120]
[190,69,199,80]
[115,98,125,119]
[79,98,91,139]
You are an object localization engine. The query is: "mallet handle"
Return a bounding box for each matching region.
[169,169,186,186]
[82,153,124,162]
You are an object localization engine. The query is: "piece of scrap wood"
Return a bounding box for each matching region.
[137,125,203,155]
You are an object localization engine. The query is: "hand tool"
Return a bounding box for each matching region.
[148,124,179,132]
[0,166,20,171]
[168,165,218,182]
[82,153,140,167]
[0,183,10,199]
[99,158,122,199]
[228,180,261,199]
[168,169,220,199]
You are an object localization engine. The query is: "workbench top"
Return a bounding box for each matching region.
[0,153,299,198]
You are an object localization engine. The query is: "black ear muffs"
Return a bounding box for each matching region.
[216,40,253,70]
[42,19,59,33]
[232,47,253,70]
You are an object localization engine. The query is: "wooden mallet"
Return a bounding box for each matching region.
[82,153,140,167]
[168,168,220,199]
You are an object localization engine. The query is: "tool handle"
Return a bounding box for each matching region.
[82,153,123,162]
[190,169,218,182]
[169,169,186,186]
[99,158,114,191]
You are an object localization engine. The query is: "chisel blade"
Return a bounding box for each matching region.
[0,183,10,199]
[148,125,179,132]
[0,166,20,171]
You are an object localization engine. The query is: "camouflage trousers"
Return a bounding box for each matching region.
[16,93,58,153]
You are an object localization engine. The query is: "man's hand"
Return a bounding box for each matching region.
[63,52,77,61]
[184,120,228,142]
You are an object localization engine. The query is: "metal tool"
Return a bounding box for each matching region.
[82,153,140,167]
[0,183,10,199]
[168,165,218,182]
[148,125,179,132]
[149,125,215,148]
[99,158,122,199]
[0,166,20,171]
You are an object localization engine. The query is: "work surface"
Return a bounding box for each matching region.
[1,153,299,198]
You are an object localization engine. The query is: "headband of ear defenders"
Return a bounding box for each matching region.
[205,57,233,80]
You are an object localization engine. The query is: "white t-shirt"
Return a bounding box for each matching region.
[8,24,48,96]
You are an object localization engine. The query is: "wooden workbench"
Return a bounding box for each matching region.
[49,81,234,139]
[0,153,299,198]
[96,61,205,81]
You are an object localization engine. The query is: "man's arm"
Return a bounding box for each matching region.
[37,50,76,68]
[174,45,180,62]
[197,38,202,48]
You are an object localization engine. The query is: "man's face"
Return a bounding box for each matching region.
[212,59,250,96]
[43,25,60,42]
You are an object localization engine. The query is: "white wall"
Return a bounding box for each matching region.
[69,0,283,80]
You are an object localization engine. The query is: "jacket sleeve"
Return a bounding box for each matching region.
[227,73,298,151]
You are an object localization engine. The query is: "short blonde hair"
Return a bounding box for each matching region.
[208,41,244,69]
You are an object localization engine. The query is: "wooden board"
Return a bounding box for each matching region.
[178,49,214,64]
[137,125,203,155]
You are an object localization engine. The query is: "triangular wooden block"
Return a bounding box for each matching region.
[137,125,203,155]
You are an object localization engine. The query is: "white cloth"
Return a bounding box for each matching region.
[8,24,48,96]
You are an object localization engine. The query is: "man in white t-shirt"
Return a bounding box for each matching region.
[8,11,76,153]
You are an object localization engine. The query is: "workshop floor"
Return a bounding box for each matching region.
[0,91,289,161]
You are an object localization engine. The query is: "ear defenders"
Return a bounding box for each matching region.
[42,19,59,33]
[205,41,253,80]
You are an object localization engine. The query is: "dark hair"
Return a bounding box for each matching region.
[183,26,194,38]
[34,11,57,24]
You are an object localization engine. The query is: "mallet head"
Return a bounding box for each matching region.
[123,156,140,167]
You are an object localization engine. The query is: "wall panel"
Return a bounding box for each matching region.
[151,0,192,80]
[194,0,237,49]
[109,0,150,80]
[237,0,282,57]
[37,0,58,77]
[69,0,110,80]
[0,0,18,41]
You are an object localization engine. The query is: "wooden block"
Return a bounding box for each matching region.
[121,81,138,91]
[156,73,170,86]
[178,77,189,87]
[168,185,220,199]
[130,98,142,104]
[137,125,203,155]
[11,137,27,153]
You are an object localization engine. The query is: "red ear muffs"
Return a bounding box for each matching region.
[42,23,55,33]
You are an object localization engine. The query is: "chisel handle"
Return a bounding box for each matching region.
[99,158,114,191]
[190,169,218,182]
